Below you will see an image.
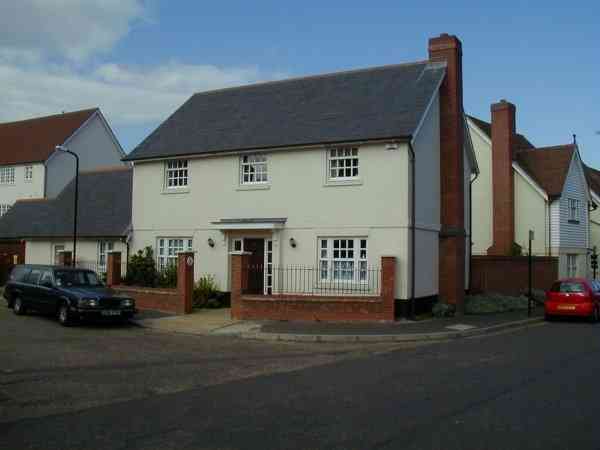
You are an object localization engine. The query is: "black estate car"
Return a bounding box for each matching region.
[3,265,136,326]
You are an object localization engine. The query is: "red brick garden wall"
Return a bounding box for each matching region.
[471,255,558,296]
[230,254,396,322]
[112,286,183,314]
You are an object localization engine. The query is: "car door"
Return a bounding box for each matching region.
[23,268,42,309]
[37,270,57,313]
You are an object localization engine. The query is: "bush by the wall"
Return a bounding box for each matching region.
[157,263,178,288]
[193,275,225,308]
[124,247,158,287]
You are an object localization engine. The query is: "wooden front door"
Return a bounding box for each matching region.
[244,238,264,294]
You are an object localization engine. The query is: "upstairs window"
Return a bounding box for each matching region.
[0,204,11,216]
[568,198,580,222]
[165,160,189,189]
[328,147,359,181]
[240,154,268,184]
[24,165,33,182]
[0,167,15,185]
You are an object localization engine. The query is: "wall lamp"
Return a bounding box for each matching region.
[289,237,297,248]
[207,237,215,248]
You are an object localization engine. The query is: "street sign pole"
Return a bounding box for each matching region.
[528,230,534,317]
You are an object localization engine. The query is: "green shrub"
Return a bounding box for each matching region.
[511,242,523,256]
[432,302,455,317]
[193,275,220,308]
[157,263,178,288]
[124,247,158,287]
[465,293,528,314]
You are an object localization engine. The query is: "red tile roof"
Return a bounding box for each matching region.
[0,108,97,165]
[584,164,600,196]
[514,145,576,198]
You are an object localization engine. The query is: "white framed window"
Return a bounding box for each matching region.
[567,254,578,277]
[53,245,65,265]
[232,238,243,252]
[165,160,189,189]
[97,241,114,273]
[327,147,359,181]
[319,237,368,282]
[157,238,193,271]
[240,154,268,184]
[0,204,11,217]
[24,165,33,182]
[568,198,580,222]
[0,167,15,185]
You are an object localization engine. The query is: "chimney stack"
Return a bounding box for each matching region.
[428,33,466,310]
[487,99,516,256]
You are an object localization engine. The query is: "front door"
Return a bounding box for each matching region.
[244,238,264,294]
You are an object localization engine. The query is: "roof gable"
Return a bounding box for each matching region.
[125,62,446,161]
[0,167,132,239]
[0,109,97,166]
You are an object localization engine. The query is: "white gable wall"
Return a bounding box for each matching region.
[555,152,589,249]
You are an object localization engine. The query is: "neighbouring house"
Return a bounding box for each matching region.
[0,167,132,276]
[584,165,600,260]
[469,100,592,280]
[0,108,127,270]
[123,33,478,320]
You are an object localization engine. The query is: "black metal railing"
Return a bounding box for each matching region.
[243,264,381,296]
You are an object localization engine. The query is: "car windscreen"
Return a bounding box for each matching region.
[54,270,102,287]
[550,281,586,293]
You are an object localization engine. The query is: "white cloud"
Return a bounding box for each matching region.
[0,60,282,125]
[0,0,146,62]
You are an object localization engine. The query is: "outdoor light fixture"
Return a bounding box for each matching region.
[207,237,215,248]
[289,237,297,248]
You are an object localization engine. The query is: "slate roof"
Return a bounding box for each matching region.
[125,61,447,161]
[0,167,132,239]
[0,109,98,165]
[467,115,578,198]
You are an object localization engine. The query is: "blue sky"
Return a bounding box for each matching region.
[1,1,598,165]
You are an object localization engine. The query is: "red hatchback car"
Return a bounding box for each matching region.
[545,278,600,321]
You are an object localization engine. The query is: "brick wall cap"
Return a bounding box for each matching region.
[113,285,178,295]
[241,295,382,303]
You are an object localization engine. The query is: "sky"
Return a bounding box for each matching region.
[1,1,598,165]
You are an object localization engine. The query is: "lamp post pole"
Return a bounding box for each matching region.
[528,230,534,317]
[55,146,79,267]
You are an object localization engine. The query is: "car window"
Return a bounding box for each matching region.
[39,270,53,286]
[10,266,30,282]
[26,269,42,285]
[54,270,102,287]
[551,281,586,293]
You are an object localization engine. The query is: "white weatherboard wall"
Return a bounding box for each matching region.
[45,113,125,198]
[25,239,127,266]
[468,119,493,255]
[0,163,45,206]
[411,93,440,298]
[131,141,418,300]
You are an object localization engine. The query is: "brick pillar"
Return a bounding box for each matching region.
[177,252,194,314]
[380,256,396,321]
[58,251,72,267]
[106,251,122,287]
[488,100,516,256]
[429,33,466,311]
[230,252,250,319]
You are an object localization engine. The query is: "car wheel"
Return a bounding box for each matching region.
[57,302,73,326]
[12,297,26,315]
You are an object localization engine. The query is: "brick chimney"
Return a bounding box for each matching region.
[428,33,466,310]
[487,100,516,256]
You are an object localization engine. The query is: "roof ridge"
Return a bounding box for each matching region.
[0,108,98,126]
[533,143,575,152]
[79,165,132,175]
[191,60,431,98]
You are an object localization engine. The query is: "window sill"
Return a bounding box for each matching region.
[323,179,363,187]
[236,183,271,191]
[161,188,190,195]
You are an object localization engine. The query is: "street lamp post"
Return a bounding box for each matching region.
[55,145,79,267]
